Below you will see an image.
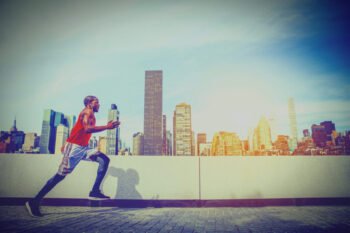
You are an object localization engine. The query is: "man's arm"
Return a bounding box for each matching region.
[83,110,120,134]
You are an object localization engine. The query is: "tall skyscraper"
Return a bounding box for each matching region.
[197,133,207,156]
[166,130,173,155]
[173,103,192,155]
[162,115,167,155]
[55,124,69,154]
[191,131,195,155]
[5,118,25,153]
[320,121,336,141]
[39,109,56,154]
[288,98,298,151]
[22,133,40,153]
[98,136,107,154]
[133,132,144,155]
[0,131,10,153]
[253,116,273,151]
[144,70,163,155]
[89,136,98,149]
[211,132,242,156]
[311,124,327,148]
[10,117,17,132]
[39,109,71,154]
[106,104,120,155]
[65,115,76,135]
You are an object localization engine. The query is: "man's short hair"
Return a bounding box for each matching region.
[84,95,97,106]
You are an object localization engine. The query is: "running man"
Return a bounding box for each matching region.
[26,96,120,217]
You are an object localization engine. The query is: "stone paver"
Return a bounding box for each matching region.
[0,206,350,233]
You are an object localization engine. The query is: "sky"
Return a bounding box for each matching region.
[0,0,349,148]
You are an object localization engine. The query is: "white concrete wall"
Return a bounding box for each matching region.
[200,156,350,199]
[0,154,349,200]
[0,154,199,200]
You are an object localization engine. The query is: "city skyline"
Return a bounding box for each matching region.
[2,112,348,155]
[1,75,349,148]
[1,0,349,147]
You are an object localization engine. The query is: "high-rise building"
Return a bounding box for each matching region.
[344,131,350,155]
[55,124,69,154]
[191,131,195,155]
[303,129,310,138]
[3,118,26,153]
[0,130,11,153]
[274,135,290,155]
[106,104,120,155]
[334,131,350,155]
[12,119,25,152]
[311,124,327,148]
[166,130,173,155]
[89,136,98,149]
[199,142,212,156]
[288,98,298,151]
[65,115,76,135]
[253,116,273,151]
[133,132,144,155]
[54,112,64,126]
[0,133,8,153]
[39,109,56,154]
[144,70,163,155]
[39,109,72,154]
[22,133,40,153]
[162,115,167,155]
[98,136,107,154]
[241,140,249,154]
[197,133,207,156]
[211,132,242,156]
[320,121,336,141]
[173,103,192,155]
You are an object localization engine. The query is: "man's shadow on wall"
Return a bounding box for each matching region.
[102,167,142,200]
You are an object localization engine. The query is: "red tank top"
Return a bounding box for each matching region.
[66,112,94,146]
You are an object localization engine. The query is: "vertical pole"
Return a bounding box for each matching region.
[198,155,201,207]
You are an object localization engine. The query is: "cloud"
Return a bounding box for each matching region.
[58,0,305,54]
[35,59,100,101]
[298,100,350,115]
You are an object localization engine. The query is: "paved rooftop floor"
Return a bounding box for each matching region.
[0,206,350,233]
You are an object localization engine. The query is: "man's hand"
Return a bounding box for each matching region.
[107,120,120,129]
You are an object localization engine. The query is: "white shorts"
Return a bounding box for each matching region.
[57,142,99,176]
